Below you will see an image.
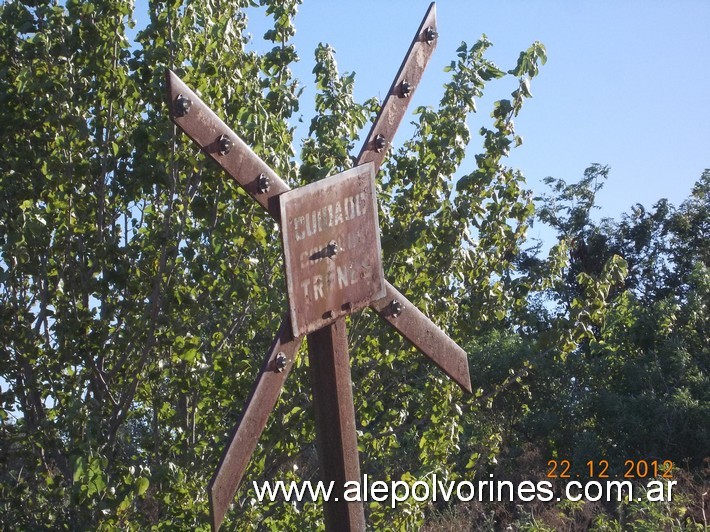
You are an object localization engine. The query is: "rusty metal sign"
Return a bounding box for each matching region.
[280,164,385,336]
[166,3,474,531]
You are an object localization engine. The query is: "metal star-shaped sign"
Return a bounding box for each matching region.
[165,4,470,530]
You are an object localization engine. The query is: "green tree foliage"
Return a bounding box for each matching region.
[0,1,548,528]
[463,169,709,528]
[479,168,709,480]
[0,0,706,530]
[1,0,299,528]
[533,169,709,468]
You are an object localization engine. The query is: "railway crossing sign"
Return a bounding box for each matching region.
[280,163,385,336]
[165,3,471,530]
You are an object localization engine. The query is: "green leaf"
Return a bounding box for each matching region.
[135,477,150,496]
[73,456,85,482]
[179,347,198,363]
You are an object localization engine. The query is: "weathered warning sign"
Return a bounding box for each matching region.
[167,5,473,530]
[280,163,386,337]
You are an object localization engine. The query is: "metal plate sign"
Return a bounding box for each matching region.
[280,163,385,337]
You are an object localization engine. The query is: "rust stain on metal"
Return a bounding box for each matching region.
[281,164,385,337]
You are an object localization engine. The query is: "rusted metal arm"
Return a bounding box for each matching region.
[164,74,300,531]
[370,284,472,393]
[165,70,289,219]
[208,319,299,530]
[356,2,438,169]
[351,2,470,393]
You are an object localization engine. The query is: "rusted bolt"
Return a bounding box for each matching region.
[257,173,270,194]
[275,352,288,372]
[327,240,338,257]
[374,134,386,153]
[390,299,405,318]
[175,94,192,116]
[218,134,232,155]
[400,80,412,98]
[425,26,438,44]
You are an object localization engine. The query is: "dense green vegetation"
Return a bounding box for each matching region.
[1,1,707,529]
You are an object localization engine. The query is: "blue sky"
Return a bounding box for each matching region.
[236,0,709,232]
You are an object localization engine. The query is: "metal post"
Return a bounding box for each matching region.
[307,319,366,531]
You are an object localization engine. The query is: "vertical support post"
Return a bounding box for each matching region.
[307,319,366,532]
